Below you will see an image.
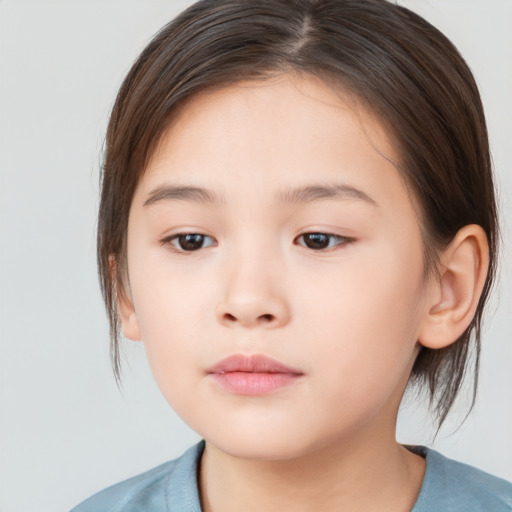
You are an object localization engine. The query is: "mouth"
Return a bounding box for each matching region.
[206,354,304,395]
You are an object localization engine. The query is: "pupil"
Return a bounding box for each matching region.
[305,233,329,249]
[179,234,204,250]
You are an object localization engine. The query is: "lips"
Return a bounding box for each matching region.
[208,354,302,375]
[207,354,304,395]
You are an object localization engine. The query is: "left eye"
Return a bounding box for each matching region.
[165,233,216,252]
[295,232,352,250]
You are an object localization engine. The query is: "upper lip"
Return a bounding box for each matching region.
[207,354,303,375]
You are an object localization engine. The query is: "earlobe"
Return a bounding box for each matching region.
[110,255,142,341]
[117,290,142,341]
[419,225,489,350]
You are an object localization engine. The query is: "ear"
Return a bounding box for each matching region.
[110,255,142,341]
[418,225,489,350]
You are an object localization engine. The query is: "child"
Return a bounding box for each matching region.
[72,0,512,510]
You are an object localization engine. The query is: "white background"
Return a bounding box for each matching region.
[0,1,511,511]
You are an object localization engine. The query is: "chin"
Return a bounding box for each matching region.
[213,437,307,461]
[200,422,332,462]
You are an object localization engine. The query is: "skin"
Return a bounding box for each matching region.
[118,73,488,511]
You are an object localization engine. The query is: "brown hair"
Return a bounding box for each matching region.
[98,0,498,427]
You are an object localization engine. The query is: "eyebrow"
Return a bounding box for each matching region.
[278,183,378,207]
[143,182,378,208]
[143,185,220,207]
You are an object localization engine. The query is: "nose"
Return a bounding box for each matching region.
[215,256,291,329]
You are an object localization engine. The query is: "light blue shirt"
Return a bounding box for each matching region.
[71,441,512,511]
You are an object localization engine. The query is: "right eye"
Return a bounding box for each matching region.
[163,233,216,252]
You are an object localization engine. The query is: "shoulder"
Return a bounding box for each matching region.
[69,441,205,512]
[412,446,512,512]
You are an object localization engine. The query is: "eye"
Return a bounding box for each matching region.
[295,232,353,251]
[163,233,216,252]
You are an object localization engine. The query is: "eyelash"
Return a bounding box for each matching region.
[161,233,217,253]
[295,232,354,251]
[160,232,353,253]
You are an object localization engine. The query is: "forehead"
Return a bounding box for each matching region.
[156,73,395,161]
[136,73,408,213]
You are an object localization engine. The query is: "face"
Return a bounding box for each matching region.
[121,73,434,460]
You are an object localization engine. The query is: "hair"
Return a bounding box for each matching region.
[97,0,498,428]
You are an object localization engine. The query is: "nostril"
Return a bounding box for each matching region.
[222,312,275,323]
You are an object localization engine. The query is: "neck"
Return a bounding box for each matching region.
[198,426,425,512]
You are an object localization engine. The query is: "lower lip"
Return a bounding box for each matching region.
[211,372,301,395]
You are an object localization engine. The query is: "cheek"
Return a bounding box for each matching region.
[298,241,426,390]
[127,252,218,395]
